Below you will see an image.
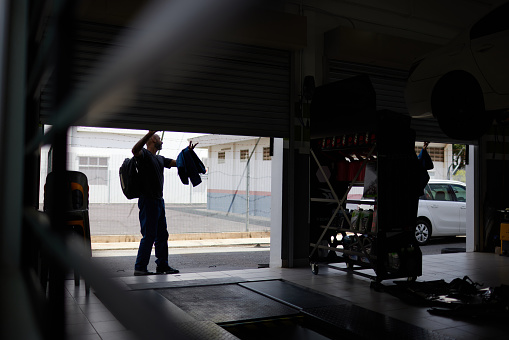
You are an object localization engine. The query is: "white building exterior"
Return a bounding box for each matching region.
[39,127,208,205]
[415,142,452,180]
[191,135,272,218]
[38,128,453,218]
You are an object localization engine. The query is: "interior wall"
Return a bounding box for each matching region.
[297,0,505,45]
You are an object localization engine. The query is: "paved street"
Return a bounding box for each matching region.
[92,245,271,277]
[419,236,466,254]
[88,203,270,236]
[91,237,465,277]
[85,202,466,278]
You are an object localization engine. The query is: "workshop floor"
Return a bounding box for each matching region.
[64,252,509,340]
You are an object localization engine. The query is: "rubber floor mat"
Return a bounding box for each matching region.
[157,284,298,323]
[240,280,350,309]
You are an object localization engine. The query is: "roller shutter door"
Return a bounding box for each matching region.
[40,22,291,137]
[328,60,408,113]
[327,60,473,144]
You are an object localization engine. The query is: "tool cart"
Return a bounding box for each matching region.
[309,110,423,283]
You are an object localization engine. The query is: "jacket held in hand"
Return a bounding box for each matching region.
[176,148,206,187]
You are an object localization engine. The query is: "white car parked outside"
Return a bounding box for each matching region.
[416,179,467,245]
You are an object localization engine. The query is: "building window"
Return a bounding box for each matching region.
[263,147,271,161]
[218,151,225,164]
[79,156,108,185]
[415,146,444,162]
[240,149,249,162]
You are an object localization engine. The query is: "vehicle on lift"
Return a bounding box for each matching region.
[416,179,467,245]
[405,1,509,141]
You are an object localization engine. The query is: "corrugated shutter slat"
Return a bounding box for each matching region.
[40,22,291,138]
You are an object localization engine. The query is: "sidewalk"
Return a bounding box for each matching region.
[92,237,271,250]
[91,231,271,250]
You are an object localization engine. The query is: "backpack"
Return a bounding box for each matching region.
[119,157,141,199]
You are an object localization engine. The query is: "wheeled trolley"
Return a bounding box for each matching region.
[308,111,423,283]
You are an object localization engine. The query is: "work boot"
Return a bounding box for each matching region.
[156,265,179,274]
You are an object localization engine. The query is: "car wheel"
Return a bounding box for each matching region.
[431,71,493,141]
[415,218,431,246]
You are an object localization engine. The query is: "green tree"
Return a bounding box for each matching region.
[449,144,466,180]
[452,169,466,183]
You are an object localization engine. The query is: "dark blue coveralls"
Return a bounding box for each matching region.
[134,148,173,272]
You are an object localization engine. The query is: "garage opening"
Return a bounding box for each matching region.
[39,127,273,275]
[35,24,292,276]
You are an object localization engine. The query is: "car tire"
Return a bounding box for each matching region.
[431,71,493,141]
[415,218,431,246]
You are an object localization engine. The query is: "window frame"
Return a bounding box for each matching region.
[218,151,226,164]
[450,184,467,202]
[422,185,433,200]
[428,183,454,202]
[240,149,249,162]
[263,147,271,161]
[78,156,109,186]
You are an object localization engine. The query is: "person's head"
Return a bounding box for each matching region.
[148,133,163,151]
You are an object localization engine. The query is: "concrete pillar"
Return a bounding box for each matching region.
[466,144,479,252]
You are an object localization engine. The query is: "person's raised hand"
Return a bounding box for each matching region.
[188,141,198,150]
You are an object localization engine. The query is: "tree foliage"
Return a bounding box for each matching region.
[449,144,467,180]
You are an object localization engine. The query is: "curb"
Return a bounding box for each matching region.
[91,231,270,244]
[92,237,271,250]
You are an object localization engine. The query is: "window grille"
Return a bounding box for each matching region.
[78,156,108,185]
[240,149,249,161]
[218,151,225,164]
[263,147,271,160]
[415,146,444,162]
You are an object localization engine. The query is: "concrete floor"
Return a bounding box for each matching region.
[64,251,509,339]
